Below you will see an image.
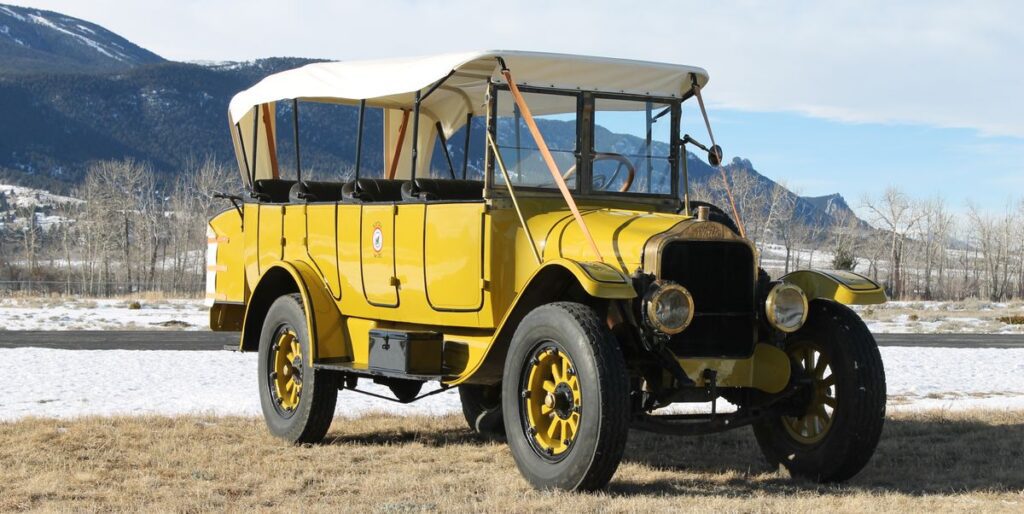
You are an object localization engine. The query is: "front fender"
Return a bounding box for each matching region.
[541,258,637,299]
[780,269,886,305]
[240,260,348,366]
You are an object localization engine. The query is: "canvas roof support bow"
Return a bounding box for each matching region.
[691,77,746,238]
[387,109,410,180]
[499,61,605,263]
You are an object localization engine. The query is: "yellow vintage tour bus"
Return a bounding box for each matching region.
[206,51,888,491]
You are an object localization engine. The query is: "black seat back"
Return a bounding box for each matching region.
[401,178,483,202]
[254,179,298,203]
[288,181,346,203]
[341,178,406,203]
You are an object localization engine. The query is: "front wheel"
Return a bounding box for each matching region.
[502,302,630,491]
[257,294,338,444]
[753,300,886,482]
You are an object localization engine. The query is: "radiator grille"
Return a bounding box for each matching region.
[660,241,757,358]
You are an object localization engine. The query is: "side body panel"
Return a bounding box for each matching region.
[230,194,655,379]
[257,205,283,274]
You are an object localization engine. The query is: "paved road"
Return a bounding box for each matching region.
[0,331,1022,351]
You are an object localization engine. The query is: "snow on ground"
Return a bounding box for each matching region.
[0,298,208,331]
[2,346,1022,421]
[1,298,1022,333]
[0,183,80,209]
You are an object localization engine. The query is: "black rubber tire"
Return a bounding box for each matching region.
[257,293,338,444]
[459,384,505,437]
[753,300,887,482]
[501,302,630,491]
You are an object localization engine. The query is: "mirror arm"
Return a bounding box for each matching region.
[682,134,709,152]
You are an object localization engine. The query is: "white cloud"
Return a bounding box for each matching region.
[10,0,1024,137]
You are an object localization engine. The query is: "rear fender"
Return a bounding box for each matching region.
[780,269,886,305]
[239,261,348,366]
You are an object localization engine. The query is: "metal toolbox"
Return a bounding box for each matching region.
[368,329,443,374]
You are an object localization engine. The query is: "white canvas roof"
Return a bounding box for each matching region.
[228,51,709,185]
[228,50,709,132]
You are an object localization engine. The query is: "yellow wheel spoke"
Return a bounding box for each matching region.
[540,404,553,415]
[542,380,556,393]
[822,374,836,387]
[824,396,837,408]
[546,418,560,439]
[815,405,829,423]
[814,357,828,379]
[550,363,561,382]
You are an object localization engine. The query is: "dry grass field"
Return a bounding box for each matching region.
[2,410,1022,512]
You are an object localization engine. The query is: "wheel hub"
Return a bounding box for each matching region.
[552,383,575,419]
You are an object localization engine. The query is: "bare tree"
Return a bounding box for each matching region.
[862,187,922,299]
[914,197,953,299]
[967,203,1015,301]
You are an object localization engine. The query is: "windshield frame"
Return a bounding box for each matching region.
[485,82,683,209]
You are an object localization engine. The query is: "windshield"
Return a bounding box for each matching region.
[592,98,673,194]
[490,87,678,199]
[493,89,579,189]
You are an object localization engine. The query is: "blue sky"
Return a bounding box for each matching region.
[683,109,1024,207]
[11,0,1024,213]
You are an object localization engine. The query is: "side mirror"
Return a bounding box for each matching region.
[707,145,723,167]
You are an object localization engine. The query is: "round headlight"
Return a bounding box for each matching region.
[765,283,808,333]
[644,281,694,335]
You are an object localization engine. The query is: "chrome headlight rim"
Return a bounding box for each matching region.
[643,281,695,335]
[765,283,808,333]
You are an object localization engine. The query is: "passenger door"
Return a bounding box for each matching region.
[423,203,485,311]
[360,204,399,307]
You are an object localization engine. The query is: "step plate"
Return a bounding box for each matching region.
[313,359,450,382]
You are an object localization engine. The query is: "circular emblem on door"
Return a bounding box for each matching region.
[371,224,384,253]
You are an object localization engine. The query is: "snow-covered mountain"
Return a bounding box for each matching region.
[0,3,163,74]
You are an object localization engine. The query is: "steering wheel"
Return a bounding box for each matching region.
[561,152,636,192]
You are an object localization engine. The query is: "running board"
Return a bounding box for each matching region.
[313,358,450,382]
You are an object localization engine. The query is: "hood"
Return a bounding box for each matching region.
[524,207,686,274]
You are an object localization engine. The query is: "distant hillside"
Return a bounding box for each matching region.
[0,4,163,74]
[0,58,323,190]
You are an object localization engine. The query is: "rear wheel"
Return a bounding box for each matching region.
[459,384,505,437]
[502,302,630,491]
[257,294,337,444]
[753,300,886,482]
